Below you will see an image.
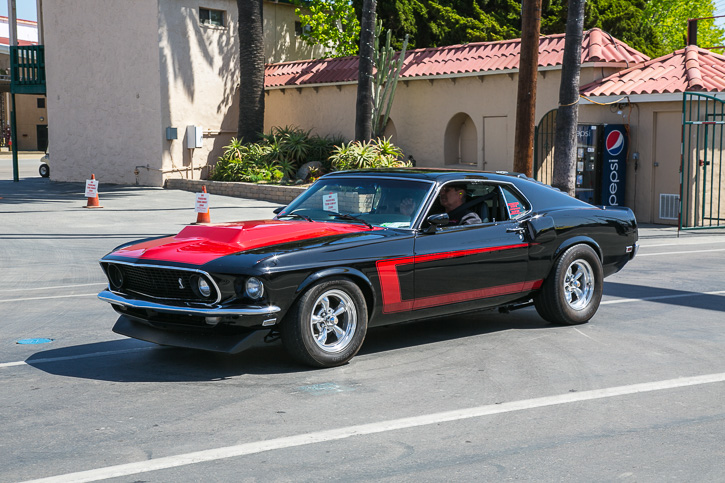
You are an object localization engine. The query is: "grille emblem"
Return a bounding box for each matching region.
[178,277,184,289]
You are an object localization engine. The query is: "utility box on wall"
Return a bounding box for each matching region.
[186,125,203,148]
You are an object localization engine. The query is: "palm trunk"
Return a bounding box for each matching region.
[513,0,542,177]
[552,0,585,196]
[238,0,265,143]
[355,0,376,142]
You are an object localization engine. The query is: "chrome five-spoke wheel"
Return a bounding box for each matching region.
[310,289,357,353]
[282,278,368,368]
[563,259,594,311]
[534,244,603,325]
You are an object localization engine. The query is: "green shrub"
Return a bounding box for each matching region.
[209,130,408,183]
[329,137,408,171]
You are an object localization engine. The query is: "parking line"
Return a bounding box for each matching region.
[0,293,98,303]
[643,239,725,248]
[0,283,105,292]
[20,371,725,483]
[0,347,155,369]
[636,248,725,257]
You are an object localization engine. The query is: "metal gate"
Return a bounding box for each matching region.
[533,109,557,184]
[681,93,725,230]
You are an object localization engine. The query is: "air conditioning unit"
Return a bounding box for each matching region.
[659,193,679,220]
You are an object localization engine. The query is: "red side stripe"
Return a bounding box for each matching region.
[376,243,537,314]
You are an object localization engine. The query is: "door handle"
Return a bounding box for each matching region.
[506,226,526,234]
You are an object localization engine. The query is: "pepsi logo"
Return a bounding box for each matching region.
[606,130,625,156]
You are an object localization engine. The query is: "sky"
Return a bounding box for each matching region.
[716,0,725,28]
[0,1,722,33]
[0,1,37,22]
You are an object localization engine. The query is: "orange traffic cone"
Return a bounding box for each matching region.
[83,174,103,208]
[195,185,211,224]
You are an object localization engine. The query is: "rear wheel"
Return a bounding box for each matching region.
[281,278,368,368]
[534,244,603,325]
[39,163,49,178]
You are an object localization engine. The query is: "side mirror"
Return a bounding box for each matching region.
[273,206,286,215]
[424,213,449,233]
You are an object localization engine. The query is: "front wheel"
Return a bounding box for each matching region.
[281,278,368,368]
[39,163,49,178]
[534,244,603,325]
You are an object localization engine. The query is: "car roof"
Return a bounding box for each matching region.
[321,168,528,183]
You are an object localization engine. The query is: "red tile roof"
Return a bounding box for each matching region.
[580,46,725,96]
[265,28,649,88]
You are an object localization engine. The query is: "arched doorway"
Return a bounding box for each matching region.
[444,113,477,165]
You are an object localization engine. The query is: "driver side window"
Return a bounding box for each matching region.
[423,182,508,228]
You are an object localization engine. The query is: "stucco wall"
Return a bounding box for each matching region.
[154,1,329,187]
[43,0,321,186]
[264,3,330,63]
[264,65,689,223]
[44,0,163,185]
[157,0,239,187]
[265,67,584,170]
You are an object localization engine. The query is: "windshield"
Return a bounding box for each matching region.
[276,177,433,229]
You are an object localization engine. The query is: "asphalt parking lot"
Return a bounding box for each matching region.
[2,163,725,482]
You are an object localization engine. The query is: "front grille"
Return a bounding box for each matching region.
[104,262,218,303]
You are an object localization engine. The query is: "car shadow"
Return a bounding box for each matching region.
[25,338,301,382]
[359,308,548,356]
[26,309,549,381]
[604,282,725,313]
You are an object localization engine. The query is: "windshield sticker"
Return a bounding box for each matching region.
[380,222,411,228]
[323,192,339,212]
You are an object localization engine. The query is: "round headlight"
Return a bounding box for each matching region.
[245,277,264,300]
[197,277,212,298]
[107,264,124,290]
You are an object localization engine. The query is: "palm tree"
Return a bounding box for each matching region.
[238,0,265,143]
[552,0,585,196]
[355,0,376,141]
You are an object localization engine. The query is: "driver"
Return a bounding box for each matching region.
[439,184,481,225]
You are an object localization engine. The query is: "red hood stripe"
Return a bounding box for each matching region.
[111,220,378,265]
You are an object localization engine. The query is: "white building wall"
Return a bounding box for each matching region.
[0,16,39,43]
[156,0,239,185]
[44,0,163,184]
[42,0,326,185]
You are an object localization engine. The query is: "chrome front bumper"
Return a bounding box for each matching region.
[98,289,281,318]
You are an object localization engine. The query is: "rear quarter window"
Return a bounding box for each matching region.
[500,185,530,219]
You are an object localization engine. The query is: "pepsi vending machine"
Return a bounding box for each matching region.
[575,124,627,206]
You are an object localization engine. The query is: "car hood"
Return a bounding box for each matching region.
[107,219,382,266]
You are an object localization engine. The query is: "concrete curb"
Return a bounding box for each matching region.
[165,178,308,204]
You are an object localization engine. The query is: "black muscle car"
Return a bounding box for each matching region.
[98,169,638,368]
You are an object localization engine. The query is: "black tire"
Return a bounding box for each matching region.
[281,278,368,368]
[534,244,603,325]
[39,163,50,178]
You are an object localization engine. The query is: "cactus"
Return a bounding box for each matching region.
[371,22,408,138]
